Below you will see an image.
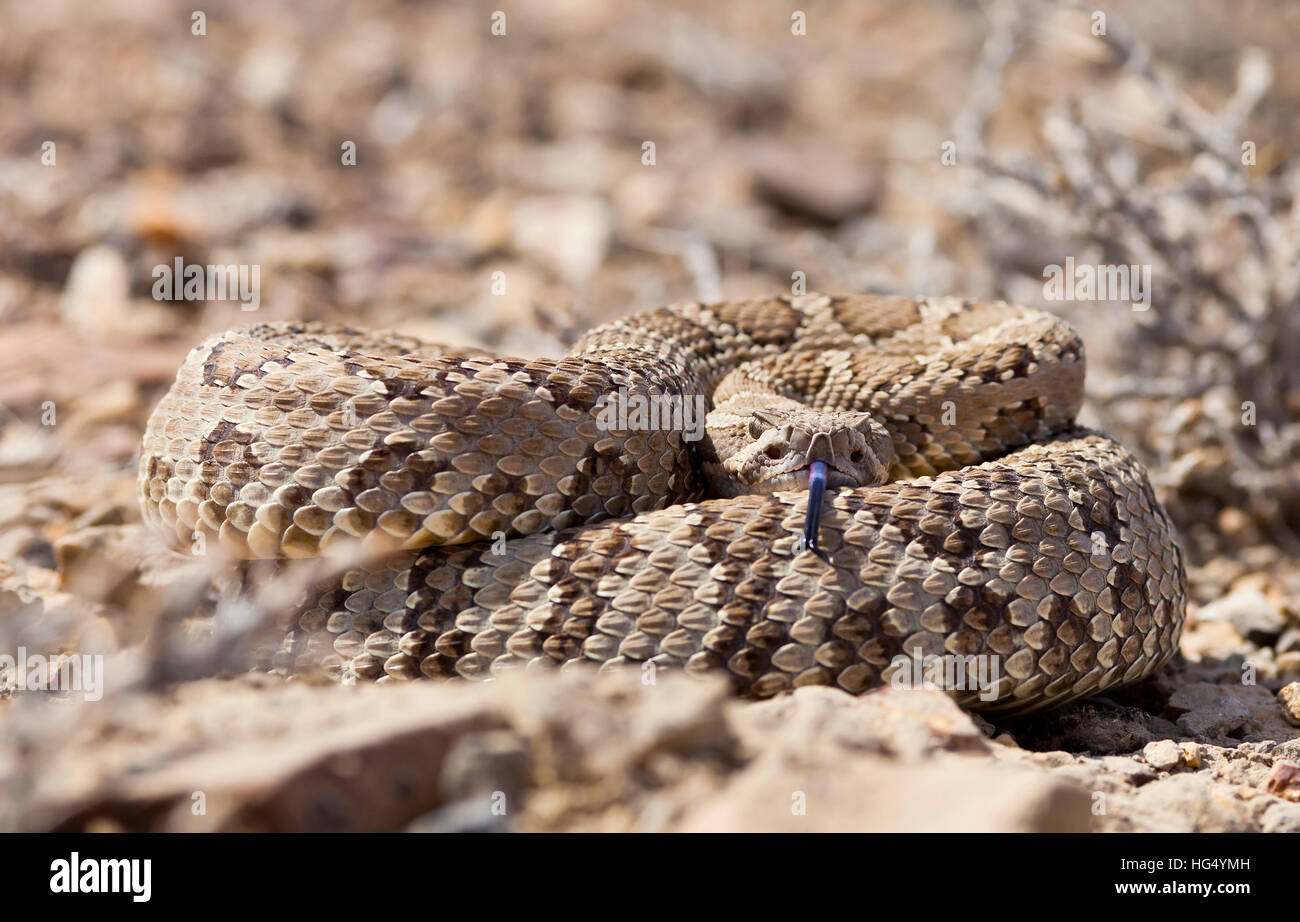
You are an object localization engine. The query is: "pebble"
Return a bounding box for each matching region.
[511,195,611,284]
[1263,761,1300,802]
[1198,585,1286,646]
[58,245,133,336]
[1279,682,1300,727]
[1276,652,1300,678]
[746,139,882,224]
[1142,739,1183,772]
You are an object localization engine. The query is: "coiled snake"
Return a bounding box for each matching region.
[139,294,1186,712]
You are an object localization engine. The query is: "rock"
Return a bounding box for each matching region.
[1276,652,1300,679]
[1277,627,1300,655]
[5,663,1299,833]
[731,686,991,761]
[746,138,883,224]
[1179,618,1252,663]
[1260,800,1300,833]
[1279,682,1300,727]
[698,688,1086,832]
[1142,739,1184,772]
[23,679,512,832]
[1098,754,1158,782]
[1198,585,1286,646]
[1262,761,1300,802]
[234,38,299,108]
[678,750,1091,833]
[58,245,133,337]
[1118,774,1258,833]
[511,195,611,284]
[502,670,734,783]
[1167,682,1297,742]
[460,191,515,258]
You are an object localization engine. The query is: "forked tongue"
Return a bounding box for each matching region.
[803,459,828,553]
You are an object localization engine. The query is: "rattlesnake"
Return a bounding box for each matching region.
[139,293,1186,713]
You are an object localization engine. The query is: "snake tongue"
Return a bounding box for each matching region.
[804,459,828,553]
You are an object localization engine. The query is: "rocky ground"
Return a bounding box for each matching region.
[5,664,1300,833]
[2,0,1299,831]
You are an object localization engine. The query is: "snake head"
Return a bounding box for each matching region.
[714,406,896,494]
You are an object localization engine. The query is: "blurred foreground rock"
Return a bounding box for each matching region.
[4,671,1298,833]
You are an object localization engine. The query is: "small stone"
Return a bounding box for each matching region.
[1099,755,1158,783]
[1166,682,1296,742]
[1278,627,1300,655]
[1199,586,1286,646]
[1263,761,1300,802]
[58,245,133,336]
[746,139,882,224]
[1276,652,1300,679]
[1279,682,1300,727]
[1142,739,1183,772]
[511,195,611,284]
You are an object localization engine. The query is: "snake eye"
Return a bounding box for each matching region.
[748,418,765,439]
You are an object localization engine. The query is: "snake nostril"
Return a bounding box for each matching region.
[850,449,864,462]
[764,444,784,460]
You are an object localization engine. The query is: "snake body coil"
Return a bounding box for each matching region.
[139,294,1186,712]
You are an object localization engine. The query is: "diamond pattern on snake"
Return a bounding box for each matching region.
[139,293,1187,713]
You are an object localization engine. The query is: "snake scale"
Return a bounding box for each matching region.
[139,293,1186,713]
